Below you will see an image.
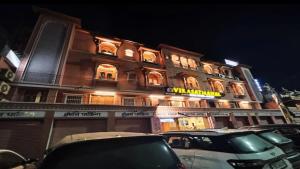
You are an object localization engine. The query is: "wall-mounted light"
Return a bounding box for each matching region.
[94,91,116,96]
[171,96,185,100]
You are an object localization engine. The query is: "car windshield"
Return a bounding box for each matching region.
[259,131,291,144]
[39,137,179,169]
[228,133,275,154]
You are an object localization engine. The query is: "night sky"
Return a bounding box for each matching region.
[1,3,300,91]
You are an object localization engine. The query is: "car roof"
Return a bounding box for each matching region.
[53,132,159,148]
[163,129,254,136]
[0,149,26,160]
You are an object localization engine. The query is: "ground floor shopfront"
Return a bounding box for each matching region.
[0,102,287,159]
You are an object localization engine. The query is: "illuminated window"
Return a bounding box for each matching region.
[189,101,200,108]
[213,81,224,93]
[91,95,114,105]
[233,84,245,96]
[96,64,118,81]
[125,49,134,57]
[180,56,188,69]
[203,64,213,74]
[148,71,164,86]
[188,58,197,70]
[143,51,156,63]
[185,77,199,89]
[99,42,117,55]
[171,100,186,107]
[171,55,180,67]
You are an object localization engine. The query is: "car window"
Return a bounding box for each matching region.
[228,133,275,154]
[0,151,25,169]
[168,136,191,149]
[39,137,180,169]
[259,131,291,144]
[278,128,299,135]
[192,136,213,150]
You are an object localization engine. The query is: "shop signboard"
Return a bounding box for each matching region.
[115,111,154,118]
[0,111,45,118]
[211,112,229,117]
[54,111,108,118]
[165,87,222,99]
[233,112,249,116]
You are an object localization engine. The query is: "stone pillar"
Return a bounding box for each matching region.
[229,112,238,129]
[38,110,55,159]
[107,111,116,131]
[270,116,277,124]
[247,113,254,126]
[46,89,58,103]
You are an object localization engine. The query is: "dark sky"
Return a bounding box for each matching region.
[1,3,300,91]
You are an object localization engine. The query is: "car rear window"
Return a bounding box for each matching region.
[228,133,275,154]
[39,137,180,169]
[259,131,291,144]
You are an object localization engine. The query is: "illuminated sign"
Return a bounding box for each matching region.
[166,87,222,99]
[225,59,238,66]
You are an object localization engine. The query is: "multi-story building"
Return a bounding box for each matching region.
[0,7,286,158]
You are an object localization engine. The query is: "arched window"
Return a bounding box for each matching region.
[96,64,118,81]
[234,84,245,95]
[143,51,156,63]
[186,77,199,89]
[148,71,164,86]
[180,56,188,69]
[203,64,213,74]
[99,42,117,55]
[188,58,197,70]
[171,55,180,67]
[214,81,224,93]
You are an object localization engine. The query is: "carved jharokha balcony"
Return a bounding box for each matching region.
[93,78,118,88]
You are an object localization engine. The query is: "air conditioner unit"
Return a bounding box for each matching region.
[0,69,15,82]
[0,81,11,95]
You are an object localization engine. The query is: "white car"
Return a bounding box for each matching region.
[163,129,293,169]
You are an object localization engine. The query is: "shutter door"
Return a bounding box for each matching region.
[50,119,107,146]
[0,120,44,158]
[115,118,151,133]
[259,116,274,125]
[275,116,286,124]
[235,117,250,128]
[214,117,230,129]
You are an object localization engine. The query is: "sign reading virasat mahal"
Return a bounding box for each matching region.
[165,87,222,99]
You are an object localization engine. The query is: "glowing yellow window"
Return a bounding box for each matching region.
[143,51,156,63]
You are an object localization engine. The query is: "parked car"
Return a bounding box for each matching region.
[241,124,300,150]
[0,149,36,169]
[35,132,185,169]
[162,129,293,169]
[241,128,300,169]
